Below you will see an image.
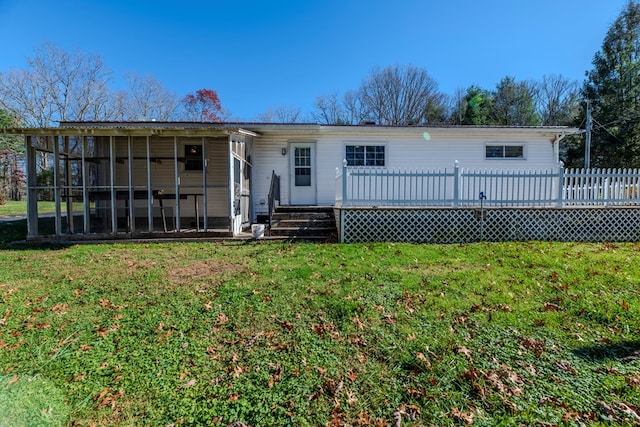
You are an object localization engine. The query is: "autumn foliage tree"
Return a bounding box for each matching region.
[181,89,224,122]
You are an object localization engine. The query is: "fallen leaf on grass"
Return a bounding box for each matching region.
[394,404,420,426]
[627,375,640,387]
[7,373,19,386]
[599,401,620,421]
[615,402,640,420]
[94,388,125,410]
[543,302,561,311]
[215,312,229,326]
[50,303,68,314]
[346,390,358,406]
[179,379,196,389]
[416,352,431,368]
[456,345,473,361]
[352,314,364,330]
[555,360,577,375]
[450,407,475,425]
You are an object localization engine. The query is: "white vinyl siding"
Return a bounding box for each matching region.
[251,128,557,217]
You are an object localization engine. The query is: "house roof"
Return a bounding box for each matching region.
[2,121,580,140]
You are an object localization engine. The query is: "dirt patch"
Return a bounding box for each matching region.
[168,259,249,285]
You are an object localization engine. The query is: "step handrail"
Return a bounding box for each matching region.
[268,170,280,236]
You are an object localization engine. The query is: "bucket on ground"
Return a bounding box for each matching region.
[251,224,265,239]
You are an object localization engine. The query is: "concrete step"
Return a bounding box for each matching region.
[271,212,334,221]
[271,219,335,227]
[273,206,334,214]
[269,226,334,237]
[268,206,337,242]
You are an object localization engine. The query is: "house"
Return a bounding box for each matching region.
[3,122,583,241]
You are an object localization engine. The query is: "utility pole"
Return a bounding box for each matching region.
[585,101,592,170]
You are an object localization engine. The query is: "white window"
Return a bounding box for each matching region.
[345,145,385,166]
[486,144,525,159]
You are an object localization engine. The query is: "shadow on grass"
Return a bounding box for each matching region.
[573,340,640,363]
[0,218,69,251]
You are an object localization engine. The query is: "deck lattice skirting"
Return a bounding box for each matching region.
[335,207,640,243]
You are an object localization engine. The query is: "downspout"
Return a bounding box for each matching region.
[552,132,569,209]
[552,132,568,167]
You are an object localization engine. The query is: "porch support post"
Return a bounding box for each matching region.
[556,163,564,208]
[342,159,348,207]
[174,136,180,231]
[109,136,117,233]
[453,160,460,208]
[26,136,38,237]
[146,136,152,232]
[81,135,90,233]
[202,136,208,231]
[53,135,62,235]
[64,136,74,234]
[127,136,134,232]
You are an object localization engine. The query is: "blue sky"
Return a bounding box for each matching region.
[0,0,630,121]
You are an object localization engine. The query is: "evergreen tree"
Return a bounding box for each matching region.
[574,1,640,168]
[460,85,494,125]
[490,76,541,126]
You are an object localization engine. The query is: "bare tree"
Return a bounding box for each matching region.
[256,105,304,123]
[358,64,446,125]
[312,92,345,124]
[312,90,369,125]
[342,89,369,125]
[532,74,580,126]
[0,68,57,127]
[122,73,178,121]
[0,41,113,126]
[447,87,467,125]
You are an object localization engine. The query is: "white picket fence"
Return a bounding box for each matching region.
[335,162,640,207]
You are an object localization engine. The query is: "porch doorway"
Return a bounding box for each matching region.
[289,142,317,205]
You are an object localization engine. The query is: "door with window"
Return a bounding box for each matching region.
[290,142,316,205]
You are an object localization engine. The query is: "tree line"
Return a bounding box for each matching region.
[1,1,640,202]
[312,69,579,128]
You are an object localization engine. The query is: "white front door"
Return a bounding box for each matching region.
[290,142,316,205]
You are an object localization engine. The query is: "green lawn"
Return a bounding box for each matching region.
[0,201,56,217]
[0,237,639,425]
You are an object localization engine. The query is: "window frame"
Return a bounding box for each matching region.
[345,143,386,167]
[485,143,526,160]
[183,143,204,171]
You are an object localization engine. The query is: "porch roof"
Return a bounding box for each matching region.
[1,121,260,137]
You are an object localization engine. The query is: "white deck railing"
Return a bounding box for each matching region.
[336,161,640,208]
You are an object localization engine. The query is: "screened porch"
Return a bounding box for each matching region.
[18,124,254,240]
